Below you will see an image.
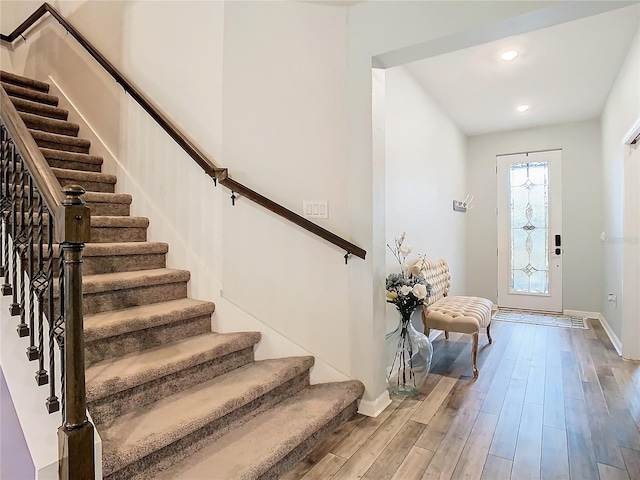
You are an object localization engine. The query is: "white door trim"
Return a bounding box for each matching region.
[497,150,563,312]
[622,116,640,361]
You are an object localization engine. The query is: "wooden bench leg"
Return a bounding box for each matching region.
[472,332,479,378]
[444,331,449,340]
[487,322,492,344]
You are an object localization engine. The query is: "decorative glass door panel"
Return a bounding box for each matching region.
[497,151,562,312]
[509,162,549,294]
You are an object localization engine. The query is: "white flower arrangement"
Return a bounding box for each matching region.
[386,232,432,319]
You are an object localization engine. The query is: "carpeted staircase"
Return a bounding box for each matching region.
[1,70,364,480]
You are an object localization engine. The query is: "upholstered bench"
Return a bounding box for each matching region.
[413,258,493,377]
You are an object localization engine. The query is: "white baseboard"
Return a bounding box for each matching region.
[358,391,391,418]
[563,309,600,319]
[598,313,623,356]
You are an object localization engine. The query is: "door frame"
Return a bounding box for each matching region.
[622,117,640,360]
[496,149,563,313]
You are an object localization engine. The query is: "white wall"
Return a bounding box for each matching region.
[220,1,352,377]
[384,65,467,330]
[601,28,640,339]
[466,120,603,312]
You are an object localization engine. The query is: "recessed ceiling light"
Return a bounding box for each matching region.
[501,50,519,61]
[517,105,530,113]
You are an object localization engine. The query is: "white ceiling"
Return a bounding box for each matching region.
[404,5,640,136]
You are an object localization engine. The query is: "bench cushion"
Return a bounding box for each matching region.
[424,296,493,334]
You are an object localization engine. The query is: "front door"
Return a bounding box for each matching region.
[497,150,563,312]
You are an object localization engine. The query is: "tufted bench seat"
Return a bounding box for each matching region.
[414,258,493,378]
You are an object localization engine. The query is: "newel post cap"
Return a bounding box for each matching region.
[57,185,90,244]
[62,185,86,206]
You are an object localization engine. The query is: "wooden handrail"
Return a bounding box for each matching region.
[221,178,367,259]
[0,85,65,220]
[1,2,366,260]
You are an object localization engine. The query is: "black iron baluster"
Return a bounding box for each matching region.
[0,125,6,278]
[46,216,59,413]
[26,178,38,361]
[35,194,48,386]
[2,134,11,296]
[17,156,28,338]
[10,147,21,320]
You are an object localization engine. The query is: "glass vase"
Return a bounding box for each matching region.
[385,307,433,397]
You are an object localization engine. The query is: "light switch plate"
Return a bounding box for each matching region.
[303,200,328,219]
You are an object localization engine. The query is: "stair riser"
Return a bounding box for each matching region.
[39,225,146,243]
[36,253,164,278]
[85,315,211,366]
[0,189,127,216]
[85,202,130,216]
[11,98,68,120]
[1,72,50,92]
[46,252,165,276]
[88,226,147,243]
[104,371,311,480]
[81,282,187,315]
[48,158,102,173]
[35,138,89,154]
[82,253,165,275]
[21,115,79,137]
[90,347,255,426]
[55,177,115,194]
[1,83,58,106]
[260,402,359,480]
[41,149,104,172]
[51,282,187,317]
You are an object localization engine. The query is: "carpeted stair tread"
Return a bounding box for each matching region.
[1,71,50,92]
[86,332,261,402]
[100,356,315,475]
[85,192,131,216]
[10,96,68,120]
[20,112,79,136]
[1,82,58,105]
[51,167,116,185]
[50,241,166,259]
[84,297,212,342]
[41,148,103,166]
[29,129,90,153]
[52,167,116,193]
[64,241,166,275]
[152,381,365,480]
[83,242,167,257]
[51,268,189,301]
[89,215,149,228]
[82,191,132,205]
[1,187,129,206]
[16,214,148,230]
[53,242,169,257]
[81,268,188,295]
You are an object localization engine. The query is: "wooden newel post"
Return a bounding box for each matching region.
[56,185,94,480]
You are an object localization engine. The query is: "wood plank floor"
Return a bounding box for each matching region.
[282,319,640,480]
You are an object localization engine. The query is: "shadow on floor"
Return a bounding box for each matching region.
[1,366,35,480]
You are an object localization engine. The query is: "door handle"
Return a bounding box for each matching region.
[555,234,561,256]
